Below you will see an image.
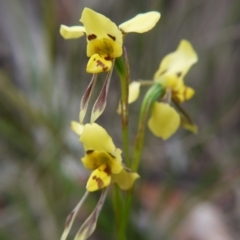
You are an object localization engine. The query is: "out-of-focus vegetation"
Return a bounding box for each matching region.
[0,0,240,239]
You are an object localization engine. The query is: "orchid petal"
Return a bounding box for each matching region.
[81,151,122,174]
[80,123,116,154]
[154,40,198,81]
[60,25,85,39]
[90,62,114,122]
[148,102,180,139]
[119,11,160,34]
[86,164,111,191]
[80,8,122,45]
[71,121,84,136]
[60,191,89,240]
[112,167,139,190]
[128,81,141,103]
[86,54,112,73]
[79,74,97,123]
[74,188,108,240]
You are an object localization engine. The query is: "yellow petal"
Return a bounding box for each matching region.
[71,121,84,136]
[81,150,122,174]
[119,11,160,34]
[128,81,141,104]
[148,102,180,139]
[86,38,122,58]
[80,123,116,154]
[86,54,112,73]
[112,167,140,190]
[154,40,198,81]
[86,164,111,191]
[80,8,122,46]
[60,25,85,39]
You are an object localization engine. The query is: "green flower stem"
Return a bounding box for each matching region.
[115,49,130,166]
[120,83,165,238]
[132,83,164,171]
[115,49,130,240]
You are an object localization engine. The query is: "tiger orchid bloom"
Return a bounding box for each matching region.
[127,40,198,139]
[60,8,160,73]
[71,122,139,191]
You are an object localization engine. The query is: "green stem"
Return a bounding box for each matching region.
[120,84,165,237]
[115,49,130,166]
[114,49,130,240]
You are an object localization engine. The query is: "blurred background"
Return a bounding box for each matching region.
[0,0,240,239]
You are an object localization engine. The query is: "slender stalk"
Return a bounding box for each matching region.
[115,48,130,166]
[121,84,165,237]
[114,48,130,240]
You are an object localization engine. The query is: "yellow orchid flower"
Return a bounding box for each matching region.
[60,8,160,73]
[71,122,139,191]
[127,40,198,139]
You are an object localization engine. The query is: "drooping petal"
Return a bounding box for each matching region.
[128,81,141,104]
[86,164,111,191]
[73,188,108,240]
[112,167,140,190]
[86,54,112,73]
[80,8,122,46]
[79,74,98,123]
[60,25,85,39]
[119,11,160,34]
[154,40,198,81]
[173,100,198,134]
[148,102,180,139]
[60,191,89,240]
[90,63,113,122]
[80,123,116,154]
[71,121,84,136]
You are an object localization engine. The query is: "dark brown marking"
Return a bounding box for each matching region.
[87,34,97,41]
[119,28,126,35]
[96,60,108,71]
[107,152,115,159]
[104,55,111,61]
[107,34,116,41]
[103,165,111,176]
[86,150,94,154]
[93,176,104,188]
[176,72,182,77]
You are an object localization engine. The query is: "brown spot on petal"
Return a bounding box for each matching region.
[93,176,104,189]
[86,150,94,154]
[104,55,112,61]
[176,72,182,77]
[88,34,97,41]
[96,60,108,71]
[107,34,116,41]
[103,165,111,176]
[107,152,115,159]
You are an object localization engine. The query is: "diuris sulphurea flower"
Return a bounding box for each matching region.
[60,122,139,240]
[71,121,139,191]
[60,8,160,124]
[125,40,198,139]
[60,8,160,73]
